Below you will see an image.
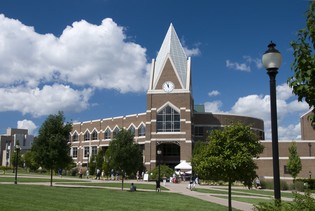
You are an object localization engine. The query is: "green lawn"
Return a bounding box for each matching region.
[0,184,238,211]
[59,182,168,191]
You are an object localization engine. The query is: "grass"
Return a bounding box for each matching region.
[0,184,237,211]
[60,182,168,191]
[194,187,295,198]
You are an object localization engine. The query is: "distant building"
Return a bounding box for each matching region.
[0,128,34,167]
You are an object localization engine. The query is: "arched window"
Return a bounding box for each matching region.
[73,132,78,142]
[92,130,98,140]
[157,106,180,132]
[128,125,135,135]
[84,132,90,141]
[113,127,120,138]
[104,128,111,139]
[138,125,145,136]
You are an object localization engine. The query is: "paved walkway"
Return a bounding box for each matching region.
[159,181,255,211]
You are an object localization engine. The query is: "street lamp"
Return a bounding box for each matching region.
[157,149,162,192]
[14,144,21,185]
[262,41,282,202]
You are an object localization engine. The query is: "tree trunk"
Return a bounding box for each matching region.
[121,174,124,191]
[50,168,53,187]
[228,179,232,211]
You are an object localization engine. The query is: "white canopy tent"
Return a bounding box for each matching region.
[174,161,192,171]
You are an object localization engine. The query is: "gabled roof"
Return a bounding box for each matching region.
[153,23,188,88]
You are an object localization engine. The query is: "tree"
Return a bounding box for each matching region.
[287,142,302,184]
[288,2,315,128]
[108,129,143,190]
[31,111,73,186]
[192,123,264,211]
[23,150,39,172]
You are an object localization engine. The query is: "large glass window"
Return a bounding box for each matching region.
[73,133,78,142]
[128,125,135,135]
[157,106,180,132]
[72,147,78,158]
[84,147,89,157]
[194,126,204,137]
[138,125,145,136]
[104,129,111,139]
[84,132,90,141]
[92,146,97,156]
[92,130,98,140]
[113,127,120,138]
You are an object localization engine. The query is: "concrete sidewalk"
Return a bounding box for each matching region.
[163,181,255,211]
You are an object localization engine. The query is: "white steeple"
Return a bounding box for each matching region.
[152,23,188,89]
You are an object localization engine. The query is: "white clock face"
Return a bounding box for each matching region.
[163,81,174,93]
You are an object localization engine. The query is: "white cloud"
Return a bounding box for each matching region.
[204,101,224,113]
[226,56,263,72]
[184,47,200,57]
[0,84,93,117]
[17,119,37,135]
[204,83,309,140]
[226,60,251,72]
[0,14,150,117]
[0,15,149,92]
[208,90,220,97]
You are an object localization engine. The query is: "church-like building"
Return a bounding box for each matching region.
[69,24,315,181]
[70,24,264,171]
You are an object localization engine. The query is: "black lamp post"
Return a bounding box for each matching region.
[262,41,282,202]
[14,144,21,185]
[157,149,162,190]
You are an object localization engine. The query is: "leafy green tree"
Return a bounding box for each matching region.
[102,149,112,179]
[96,149,104,171]
[108,129,143,190]
[23,150,39,171]
[288,2,315,128]
[31,111,73,186]
[148,165,174,180]
[192,123,264,211]
[287,142,302,184]
[88,155,96,175]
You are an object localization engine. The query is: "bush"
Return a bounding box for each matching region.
[254,191,315,211]
[148,165,173,180]
[294,181,305,192]
[71,168,78,176]
[0,166,11,174]
[280,180,289,190]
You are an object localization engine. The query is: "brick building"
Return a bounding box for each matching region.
[69,24,314,180]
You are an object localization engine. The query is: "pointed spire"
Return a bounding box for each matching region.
[153,24,188,88]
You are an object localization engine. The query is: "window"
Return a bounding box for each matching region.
[73,133,78,142]
[92,146,97,156]
[84,132,90,141]
[113,127,120,138]
[194,126,204,137]
[138,125,145,136]
[72,147,78,158]
[84,147,89,157]
[92,130,98,140]
[284,165,290,174]
[104,129,111,139]
[128,125,135,135]
[157,106,180,132]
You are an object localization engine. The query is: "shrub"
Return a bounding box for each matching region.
[71,168,78,176]
[254,191,315,211]
[280,180,289,190]
[294,181,305,192]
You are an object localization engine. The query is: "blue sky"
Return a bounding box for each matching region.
[0,0,312,140]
